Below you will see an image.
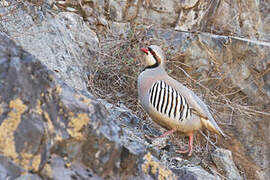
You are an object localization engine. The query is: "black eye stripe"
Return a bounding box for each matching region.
[147,47,154,54]
[148,47,158,62]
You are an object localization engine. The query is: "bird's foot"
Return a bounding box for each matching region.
[176,133,193,156]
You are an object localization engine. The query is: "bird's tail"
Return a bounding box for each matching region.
[200,117,226,137]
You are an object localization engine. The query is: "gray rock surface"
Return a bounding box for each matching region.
[0,155,24,180]
[80,0,270,42]
[15,174,43,180]
[212,148,242,180]
[172,166,220,180]
[0,31,219,180]
[40,155,103,180]
[0,2,99,91]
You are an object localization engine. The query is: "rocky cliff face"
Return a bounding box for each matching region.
[0,33,226,179]
[0,0,269,180]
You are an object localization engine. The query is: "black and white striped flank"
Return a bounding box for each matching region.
[149,81,192,121]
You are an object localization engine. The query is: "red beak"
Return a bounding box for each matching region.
[140,48,148,54]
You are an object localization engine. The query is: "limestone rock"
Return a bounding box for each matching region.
[0,32,103,179]
[175,0,269,42]
[0,2,99,91]
[108,0,125,21]
[40,155,102,180]
[50,0,270,42]
[15,174,43,180]
[109,22,131,38]
[92,0,178,27]
[0,155,24,180]
[140,152,177,180]
[135,0,178,27]
[173,166,220,180]
[48,0,269,43]
[0,31,221,180]
[181,0,199,9]
[211,148,242,180]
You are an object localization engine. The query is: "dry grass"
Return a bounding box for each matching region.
[87,27,151,120]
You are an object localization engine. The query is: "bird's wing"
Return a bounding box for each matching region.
[165,77,227,137]
[147,80,192,122]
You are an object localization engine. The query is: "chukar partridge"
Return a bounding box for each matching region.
[137,45,226,156]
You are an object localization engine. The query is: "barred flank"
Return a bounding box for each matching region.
[149,81,191,121]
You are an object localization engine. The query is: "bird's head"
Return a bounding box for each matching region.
[140,45,165,69]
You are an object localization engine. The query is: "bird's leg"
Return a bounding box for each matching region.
[176,133,193,156]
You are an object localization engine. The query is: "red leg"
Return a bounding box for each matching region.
[176,133,194,156]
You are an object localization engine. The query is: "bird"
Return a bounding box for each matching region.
[137,45,226,156]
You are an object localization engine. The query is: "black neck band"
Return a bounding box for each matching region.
[143,62,159,71]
